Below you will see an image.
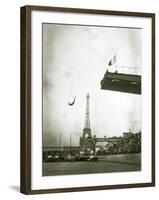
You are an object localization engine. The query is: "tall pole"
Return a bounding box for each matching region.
[59,133,62,148]
[70,134,72,154]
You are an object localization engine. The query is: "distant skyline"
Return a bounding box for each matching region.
[42,23,142,147]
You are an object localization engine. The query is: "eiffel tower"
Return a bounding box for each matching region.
[82,93,92,139]
[80,93,95,154]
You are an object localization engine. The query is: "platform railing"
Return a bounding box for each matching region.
[107,66,142,75]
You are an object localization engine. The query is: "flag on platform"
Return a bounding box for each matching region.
[108,54,116,66]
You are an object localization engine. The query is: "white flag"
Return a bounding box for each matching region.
[108,54,116,66]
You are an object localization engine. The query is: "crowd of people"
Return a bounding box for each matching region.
[96,132,141,155]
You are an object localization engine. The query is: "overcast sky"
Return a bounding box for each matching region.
[42,23,142,147]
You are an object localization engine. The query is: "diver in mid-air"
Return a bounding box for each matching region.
[68,96,76,106]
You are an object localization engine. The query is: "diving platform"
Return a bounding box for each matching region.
[101,71,141,94]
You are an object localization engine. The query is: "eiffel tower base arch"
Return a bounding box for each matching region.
[80,137,96,155]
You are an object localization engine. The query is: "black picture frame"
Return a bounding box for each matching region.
[20,5,155,194]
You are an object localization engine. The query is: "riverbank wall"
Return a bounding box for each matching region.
[98,153,141,165]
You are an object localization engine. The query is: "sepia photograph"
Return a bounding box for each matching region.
[42,23,142,176]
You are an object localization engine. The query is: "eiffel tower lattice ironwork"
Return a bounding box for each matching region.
[82,93,92,139]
